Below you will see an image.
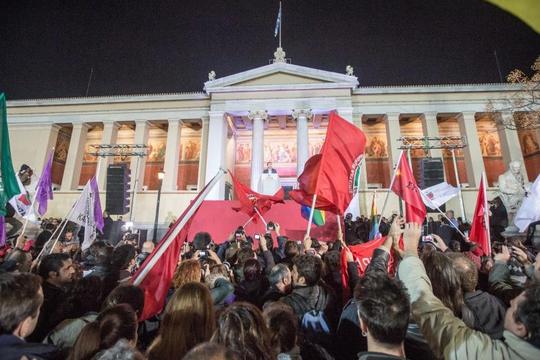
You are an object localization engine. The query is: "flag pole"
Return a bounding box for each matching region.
[20,148,55,236]
[243,214,256,228]
[451,149,467,222]
[133,169,226,286]
[279,1,282,48]
[380,150,404,218]
[35,202,76,259]
[253,207,268,227]
[306,194,317,237]
[482,172,491,255]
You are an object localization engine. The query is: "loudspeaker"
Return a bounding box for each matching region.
[106,164,131,215]
[420,158,446,212]
[419,158,445,189]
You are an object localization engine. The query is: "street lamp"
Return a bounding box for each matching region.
[153,170,165,242]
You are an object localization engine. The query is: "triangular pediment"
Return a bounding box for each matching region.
[233,72,332,86]
[204,61,358,93]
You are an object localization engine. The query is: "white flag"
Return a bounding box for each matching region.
[345,192,361,218]
[420,182,459,209]
[515,175,540,232]
[66,178,98,250]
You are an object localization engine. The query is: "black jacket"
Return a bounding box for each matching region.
[464,290,506,339]
[281,283,337,330]
[27,282,66,342]
[0,335,59,360]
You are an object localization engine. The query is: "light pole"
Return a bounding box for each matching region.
[153,170,165,243]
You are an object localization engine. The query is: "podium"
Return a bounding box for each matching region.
[259,172,281,195]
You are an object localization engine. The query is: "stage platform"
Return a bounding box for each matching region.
[187,200,340,243]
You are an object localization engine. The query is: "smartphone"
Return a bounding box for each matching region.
[267,222,275,231]
[199,251,207,257]
[422,235,434,243]
[254,234,261,240]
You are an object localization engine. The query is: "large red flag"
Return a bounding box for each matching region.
[289,112,366,215]
[469,172,491,256]
[229,171,284,219]
[391,152,426,225]
[132,171,224,320]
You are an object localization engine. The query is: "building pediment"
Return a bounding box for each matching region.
[204,62,358,94]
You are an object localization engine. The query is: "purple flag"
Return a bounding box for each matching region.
[36,151,54,216]
[90,176,104,232]
[0,216,5,247]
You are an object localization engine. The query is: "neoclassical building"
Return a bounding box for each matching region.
[6,55,540,229]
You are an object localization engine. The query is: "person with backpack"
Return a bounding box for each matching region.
[280,254,338,354]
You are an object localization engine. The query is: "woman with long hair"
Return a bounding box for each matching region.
[69,304,138,360]
[147,282,215,359]
[212,302,275,360]
[172,259,202,288]
[421,250,474,325]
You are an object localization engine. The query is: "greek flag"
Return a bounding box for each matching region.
[274,2,282,37]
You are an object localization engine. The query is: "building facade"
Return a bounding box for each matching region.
[6,60,540,229]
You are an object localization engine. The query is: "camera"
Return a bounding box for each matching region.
[254,234,261,240]
[267,221,275,231]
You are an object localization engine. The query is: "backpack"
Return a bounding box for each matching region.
[301,309,331,334]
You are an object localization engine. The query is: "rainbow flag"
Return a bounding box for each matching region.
[368,192,381,240]
[301,205,326,226]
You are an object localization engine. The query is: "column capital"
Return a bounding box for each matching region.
[102,120,119,126]
[385,112,401,119]
[72,122,92,130]
[422,111,438,119]
[459,111,477,120]
[134,120,151,126]
[248,110,268,121]
[291,108,313,121]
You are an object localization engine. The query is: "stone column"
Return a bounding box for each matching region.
[40,124,61,169]
[385,113,402,175]
[353,112,369,215]
[96,121,119,190]
[197,116,210,190]
[61,123,90,191]
[205,111,227,199]
[458,112,484,187]
[162,119,182,191]
[421,112,444,159]
[248,110,268,191]
[496,112,529,180]
[292,109,312,175]
[129,120,150,192]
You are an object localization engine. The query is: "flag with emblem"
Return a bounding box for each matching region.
[229,171,284,220]
[391,152,426,225]
[420,181,459,209]
[0,93,29,218]
[289,112,367,215]
[469,172,491,256]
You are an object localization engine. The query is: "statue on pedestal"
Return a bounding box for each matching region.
[498,161,530,232]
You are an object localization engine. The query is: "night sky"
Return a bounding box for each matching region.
[1,0,539,100]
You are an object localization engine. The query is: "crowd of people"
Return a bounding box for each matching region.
[0,208,539,360]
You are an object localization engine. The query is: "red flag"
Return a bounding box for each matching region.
[289,112,366,215]
[132,171,223,320]
[391,152,426,225]
[229,171,284,220]
[340,238,397,297]
[469,172,491,256]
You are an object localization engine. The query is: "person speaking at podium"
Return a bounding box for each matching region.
[260,162,281,195]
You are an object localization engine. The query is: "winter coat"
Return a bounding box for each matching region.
[398,255,540,360]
